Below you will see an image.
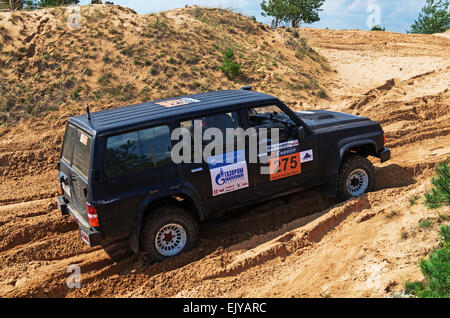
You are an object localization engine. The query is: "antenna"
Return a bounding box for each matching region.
[86,104,91,121]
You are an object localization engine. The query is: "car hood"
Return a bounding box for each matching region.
[295,110,370,129]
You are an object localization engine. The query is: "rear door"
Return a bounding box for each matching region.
[59,124,93,215]
[177,111,251,214]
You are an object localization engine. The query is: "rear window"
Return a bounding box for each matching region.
[105,125,172,178]
[61,124,92,179]
[62,125,76,163]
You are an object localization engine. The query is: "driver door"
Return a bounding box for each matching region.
[243,104,317,200]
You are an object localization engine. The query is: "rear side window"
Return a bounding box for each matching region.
[61,124,92,179]
[105,125,172,178]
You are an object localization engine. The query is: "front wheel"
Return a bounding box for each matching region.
[337,154,375,200]
[140,206,198,262]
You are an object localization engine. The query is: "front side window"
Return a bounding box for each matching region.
[248,105,298,142]
[105,125,172,178]
[181,112,240,137]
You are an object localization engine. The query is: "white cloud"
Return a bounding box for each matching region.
[347,0,364,12]
[322,0,349,14]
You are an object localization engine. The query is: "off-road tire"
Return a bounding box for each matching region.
[337,154,375,201]
[140,206,198,262]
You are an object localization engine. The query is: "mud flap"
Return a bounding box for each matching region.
[378,148,391,163]
[57,195,69,216]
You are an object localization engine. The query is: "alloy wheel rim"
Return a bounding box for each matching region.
[346,169,369,197]
[155,223,187,257]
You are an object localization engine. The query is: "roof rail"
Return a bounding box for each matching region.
[240,86,252,91]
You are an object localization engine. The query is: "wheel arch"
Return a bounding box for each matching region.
[339,140,378,159]
[322,140,378,198]
[128,187,206,254]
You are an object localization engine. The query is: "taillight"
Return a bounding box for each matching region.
[383,134,386,145]
[86,204,99,227]
[59,183,63,195]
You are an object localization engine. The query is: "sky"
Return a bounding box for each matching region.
[78,0,429,33]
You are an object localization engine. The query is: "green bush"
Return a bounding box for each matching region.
[425,157,450,209]
[404,225,450,298]
[405,281,425,295]
[371,25,386,31]
[219,48,241,80]
[408,0,450,34]
[410,195,420,205]
[419,220,432,228]
[440,224,450,249]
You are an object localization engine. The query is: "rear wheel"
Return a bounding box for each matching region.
[337,154,375,200]
[140,206,198,262]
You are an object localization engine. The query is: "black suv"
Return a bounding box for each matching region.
[57,89,390,261]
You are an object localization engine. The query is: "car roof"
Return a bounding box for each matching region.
[70,89,279,135]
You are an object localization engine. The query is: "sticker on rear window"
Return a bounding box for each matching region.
[155,98,200,108]
[80,133,88,146]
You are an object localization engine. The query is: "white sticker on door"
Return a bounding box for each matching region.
[300,149,313,163]
[267,140,299,153]
[208,150,249,197]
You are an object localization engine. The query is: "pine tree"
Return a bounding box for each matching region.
[219,48,241,80]
[284,0,325,28]
[261,0,287,28]
[408,0,450,34]
[261,0,324,28]
[425,157,450,209]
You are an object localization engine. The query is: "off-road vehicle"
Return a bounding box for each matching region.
[57,88,390,261]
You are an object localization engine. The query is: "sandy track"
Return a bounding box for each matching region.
[0,23,449,297]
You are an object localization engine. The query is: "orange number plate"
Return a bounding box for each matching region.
[269,153,301,181]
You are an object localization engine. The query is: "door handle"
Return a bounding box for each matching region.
[191,168,203,173]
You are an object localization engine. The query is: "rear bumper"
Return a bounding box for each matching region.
[57,196,102,247]
[378,148,391,163]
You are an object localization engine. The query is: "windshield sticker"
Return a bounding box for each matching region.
[267,140,299,153]
[80,133,88,146]
[269,152,301,181]
[300,149,313,163]
[208,150,249,197]
[155,98,200,108]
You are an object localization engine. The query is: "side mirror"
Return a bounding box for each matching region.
[298,126,305,141]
